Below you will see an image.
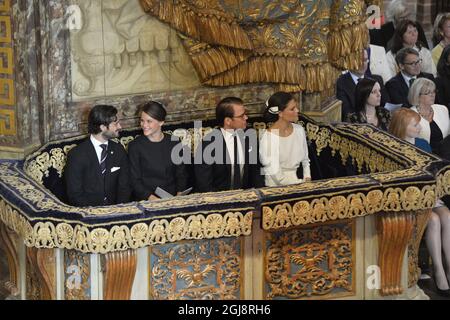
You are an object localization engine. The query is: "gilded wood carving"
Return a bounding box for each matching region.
[149,238,243,299]
[264,221,355,299]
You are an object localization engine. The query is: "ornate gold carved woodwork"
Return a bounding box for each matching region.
[140,0,368,93]
[149,238,243,300]
[408,209,431,288]
[103,249,137,300]
[376,212,415,296]
[264,220,355,299]
[26,247,56,300]
[65,250,91,300]
[0,221,19,297]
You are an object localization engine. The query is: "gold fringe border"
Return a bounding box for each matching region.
[202,57,340,93]
[328,22,369,70]
[189,45,252,80]
[262,185,436,231]
[139,0,253,50]
[0,198,253,254]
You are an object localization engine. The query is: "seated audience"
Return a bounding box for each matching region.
[432,13,450,66]
[345,78,390,131]
[259,92,311,187]
[194,97,263,192]
[65,105,131,206]
[385,47,435,107]
[128,101,189,200]
[409,78,450,153]
[388,107,431,152]
[435,45,450,111]
[386,20,436,78]
[336,48,390,120]
[389,106,450,297]
[370,0,429,50]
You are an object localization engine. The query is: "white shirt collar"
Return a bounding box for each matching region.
[349,72,364,85]
[220,128,235,141]
[401,72,416,87]
[90,135,108,148]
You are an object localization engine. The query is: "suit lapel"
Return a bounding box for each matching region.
[87,139,105,188]
[343,73,356,111]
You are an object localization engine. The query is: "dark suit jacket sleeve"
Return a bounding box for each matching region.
[116,145,131,203]
[65,148,91,207]
[175,143,189,192]
[385,78,406,105]
[194,138,214,193]
[128,141,152,200]
[336,77,352,120]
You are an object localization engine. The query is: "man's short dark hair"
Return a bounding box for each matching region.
[88,105,118,134]
[216,97,243,126]
[395,47,419,66]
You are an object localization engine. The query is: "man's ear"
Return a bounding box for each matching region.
[99,124,108,132]
[398,63,404,71]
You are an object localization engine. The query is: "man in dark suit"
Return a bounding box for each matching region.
[65,105,131,206]
[336,48,390,120]
[385,47,435,107]
[194,97,263,192]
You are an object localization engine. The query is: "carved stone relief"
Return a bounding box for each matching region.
[69,0,200,101]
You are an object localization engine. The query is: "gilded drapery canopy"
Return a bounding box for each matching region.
[139,0,369,93]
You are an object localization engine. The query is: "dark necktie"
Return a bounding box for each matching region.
[409,78,415,87]
[100,144,107,175]
[232,135,242,189]
[100,144,108,204]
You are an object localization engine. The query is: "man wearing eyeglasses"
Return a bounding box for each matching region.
[386,47,435,107]
[194,97,263,192]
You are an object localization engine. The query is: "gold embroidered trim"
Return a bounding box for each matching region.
[262,186,436,230]
[0,198,253,253]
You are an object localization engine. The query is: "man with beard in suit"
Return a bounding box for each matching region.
[65,105,131,206]
[336,48,390,120]
[194,97,263,192]
[385,47,435,107]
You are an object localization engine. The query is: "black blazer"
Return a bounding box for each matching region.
[385,72,435,107]
[435,76,450,112]
[65,138,131,206]
[194,129,263,192]
[336,73,390,120]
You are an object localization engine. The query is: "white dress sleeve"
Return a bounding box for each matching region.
[297,125,311,179]
[419,47,437,77]
[385,50,398,79]
[259,130,303,186]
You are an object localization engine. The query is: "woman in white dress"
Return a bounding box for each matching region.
[386,19,437,77]
[409,78,450,296]
[259,92,311,187]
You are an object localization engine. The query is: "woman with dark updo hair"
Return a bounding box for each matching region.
[259,92,311,187]
[128,101,188,201]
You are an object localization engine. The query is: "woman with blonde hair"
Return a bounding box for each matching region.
[388,107,431,152]
[432,13,450,66]
[408,78,450,153]
[407,78,450,296]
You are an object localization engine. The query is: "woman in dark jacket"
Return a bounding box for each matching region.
[345,78,390,131]
[128,101,189,201]
[435,45,450,112]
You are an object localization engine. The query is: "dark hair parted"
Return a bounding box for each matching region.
[263,91,294,122]
[395,47,419,66]
[216,97,243,126]
[88,104,118,134]
[437,44,450,79]
[391,19,422,55]
[139,101,167,122]
[354,78,379,114]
